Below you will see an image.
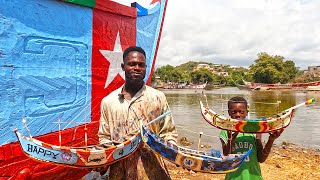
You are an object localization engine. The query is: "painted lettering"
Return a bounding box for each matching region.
[239,142,243,148]
[27,144,59,159]
[249,144,253,150]
[130,139,136,150]
[27,144,33,152]
[232,142,253,151]
[244,142,248,148]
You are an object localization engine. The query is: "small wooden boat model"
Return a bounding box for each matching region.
[141,126,251,173]
[14,129,141,168]
[200,98,315,133]
[14,111,171,168]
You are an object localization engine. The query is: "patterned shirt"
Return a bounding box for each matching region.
[98,84,178,179]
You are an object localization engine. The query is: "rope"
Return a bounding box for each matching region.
[175,125,219,138]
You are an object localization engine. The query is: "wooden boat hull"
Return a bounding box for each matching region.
[199,101,294,133]
[306,85,320,91]
[141,126,251,173]
[0,0,168,178]
[14,129,141,168]
[240,80,320,90]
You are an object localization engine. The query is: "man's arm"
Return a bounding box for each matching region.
[158,99,178,144]
[98,98,113,145]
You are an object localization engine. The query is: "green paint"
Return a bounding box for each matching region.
[64,0,95,8]
[243,121,260,132]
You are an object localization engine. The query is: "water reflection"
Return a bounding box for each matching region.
[162,88,320,150]
[250,90,296,118]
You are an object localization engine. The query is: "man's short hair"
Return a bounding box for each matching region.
[123,46,146,62]
[228,96,248,109]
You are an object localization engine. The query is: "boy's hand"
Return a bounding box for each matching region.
[227,130,239,141]
[269,129,284,141]
[256,133,262,140]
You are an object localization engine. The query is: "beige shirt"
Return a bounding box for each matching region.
[98,85,177,144]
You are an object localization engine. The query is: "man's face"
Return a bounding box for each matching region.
[228,103,248,120]
[122,51,146,82]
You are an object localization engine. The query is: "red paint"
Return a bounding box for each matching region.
[96,0,136,17]
[91,6,136,122]
[0,122,99,179]
[259,121,268,132]
[235,121,245,132]
[0,1,156,179]
[151,0,160,4]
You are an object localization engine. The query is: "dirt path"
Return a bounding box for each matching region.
[168,143,320,180]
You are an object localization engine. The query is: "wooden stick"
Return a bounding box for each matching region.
[22,118,33,140]
[58,116,62,147]
[204,94,209,108]
[84,108,88,151]
[197,132,203,151]
[287,98,315,111]
[221,102,224,116]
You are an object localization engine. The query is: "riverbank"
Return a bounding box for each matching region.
[167,143,320,180]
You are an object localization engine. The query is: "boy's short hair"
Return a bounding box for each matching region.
[228,96,248,109]
[123,46,146,62]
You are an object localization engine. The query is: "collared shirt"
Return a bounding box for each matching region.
[98,85,178,179]
[98,84,177,144]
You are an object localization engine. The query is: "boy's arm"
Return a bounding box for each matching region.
[257,129,284,163]
[220,130,238,156]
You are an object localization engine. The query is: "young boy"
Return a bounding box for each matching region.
[220,96,283,180]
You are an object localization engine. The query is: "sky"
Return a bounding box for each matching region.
[155,0,320,70]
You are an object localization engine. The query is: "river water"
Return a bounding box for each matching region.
[161,87,320,150]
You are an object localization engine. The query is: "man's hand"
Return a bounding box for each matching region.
[91,165,109,175]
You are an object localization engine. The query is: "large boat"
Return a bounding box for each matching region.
[0,0,168,179]
[237,80,320,90]
[306,85,320,91]
[186,82,207,89]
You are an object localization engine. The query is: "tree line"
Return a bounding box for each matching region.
[152,52,319,87]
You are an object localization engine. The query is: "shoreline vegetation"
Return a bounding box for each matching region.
[153,58,320,90]
[166,142,320,180]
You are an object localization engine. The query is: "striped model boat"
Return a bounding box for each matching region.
[141,125,251,173]
[200,98,315,133]
[14,129,141,168]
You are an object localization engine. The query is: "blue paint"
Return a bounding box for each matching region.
[112,135,141,160]
[136,0,167,82]
[134,2,161,16]
[0,0,92,145]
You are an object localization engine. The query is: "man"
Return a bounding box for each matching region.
[98,46,178,179]
[220,96,283,180]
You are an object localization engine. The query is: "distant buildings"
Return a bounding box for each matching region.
[194,63,245,76]
[304,66,320,77]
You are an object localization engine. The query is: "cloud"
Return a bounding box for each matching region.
[156,0,320,70]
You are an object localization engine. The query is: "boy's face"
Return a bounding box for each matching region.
[228,103,248,120]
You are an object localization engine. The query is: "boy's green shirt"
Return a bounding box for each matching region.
[220,130,263,180]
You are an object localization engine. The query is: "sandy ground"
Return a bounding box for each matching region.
[167,143,320,180]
